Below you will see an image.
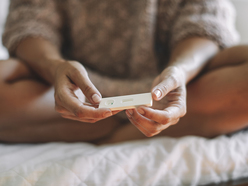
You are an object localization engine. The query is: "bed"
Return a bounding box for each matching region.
[0,0,248,185]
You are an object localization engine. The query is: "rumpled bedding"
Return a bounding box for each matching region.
[1,0,248,185]
[0,131,248,186]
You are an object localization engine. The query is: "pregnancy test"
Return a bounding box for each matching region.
[99,93,153,111]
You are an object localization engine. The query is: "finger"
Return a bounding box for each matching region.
[126,109,165,137]
[57,82,112,119]
[126,111,154,137]
[151,74,179,101]
[61,114,100,123]
[111,110,123,115]
[68,66,102,104]
[55,105,72,115]
[137,104,185,125]
[83,102,98,108]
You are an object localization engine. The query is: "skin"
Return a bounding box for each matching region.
[103,45,248,143]
[1,36,248,144]
[125,37,219,137]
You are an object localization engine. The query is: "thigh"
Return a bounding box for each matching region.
[104,45,248,143]
[0,58,59,124]
[0,58,124,143]
[163,45,248,137]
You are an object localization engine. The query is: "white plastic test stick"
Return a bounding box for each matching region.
[99,93,153,111]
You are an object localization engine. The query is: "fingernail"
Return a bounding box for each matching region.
[104,112,112,117]
[137,108,145,115]
[92,94,101,103]
[154,89,162,99]
[128,110,133,116]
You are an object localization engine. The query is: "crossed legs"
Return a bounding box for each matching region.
[104,45,248,143]
[1,45,248,143]
[0,59,121,143]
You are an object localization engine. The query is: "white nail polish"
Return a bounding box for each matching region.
[154,89,161,98]
[92,94,101,103]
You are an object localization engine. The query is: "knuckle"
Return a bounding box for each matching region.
[55,88,67,101]
[161,116,170,124]
[82,85,94,95]
[74,110,85,118]
[146,132,158,137]
[174,118,180,125]
[170,119,179,125]
[134,115,141,123]
[144,132,154,137]
[176,100,187,117]
[70,63,88,77]
[159,85,169,96]
[148,128,160,137]
[70,68,81,79]
[169,74,179,87]
[181,107,187,116]
[146,133,153,137]
[93,112,102,119]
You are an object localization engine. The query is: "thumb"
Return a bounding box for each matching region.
[152,75,178,101]
[69,69,102,104]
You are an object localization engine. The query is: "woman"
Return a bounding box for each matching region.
[1,0,247,143]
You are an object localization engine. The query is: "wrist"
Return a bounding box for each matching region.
[38,57,66,84]
[164,65,187,85]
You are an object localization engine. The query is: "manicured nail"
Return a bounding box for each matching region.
[137,108,145,115]
[154,89,162,99]
[92,94,101,103]
[128,110,133,116]
[104,112,112,117]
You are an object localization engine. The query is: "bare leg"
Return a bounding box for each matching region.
[0,59,122,143]
[104,45,248,143]
[170,45,248,137]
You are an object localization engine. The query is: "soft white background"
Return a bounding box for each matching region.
[0,0,248,60]
[0,0,9,59]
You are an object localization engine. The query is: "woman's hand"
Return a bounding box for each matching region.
[126,66,187,137]
[54,60,119,123]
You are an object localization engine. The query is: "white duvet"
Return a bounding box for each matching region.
[1,0,248,185]
[0,132,248,186]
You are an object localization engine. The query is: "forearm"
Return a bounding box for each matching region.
[168,37,219,83]
[15,37,64,84]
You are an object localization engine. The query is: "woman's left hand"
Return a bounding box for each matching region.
[126,66,187,137]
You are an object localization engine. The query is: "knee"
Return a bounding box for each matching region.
[0,58,35,83]
[0,58,19,81]
[207,45,248,70]
[225,45,248,64]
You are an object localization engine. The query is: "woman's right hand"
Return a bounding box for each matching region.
[53,60,116,123]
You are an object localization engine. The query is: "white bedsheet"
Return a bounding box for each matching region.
[0,132,248,186]
[1,0,248,185]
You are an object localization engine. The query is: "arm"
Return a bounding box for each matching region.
[16,38,116,123]
[3,0,114,122]
[16,37,63,84]
[125,0,238,137]
[126,37,218,137]
[166,37,219,84]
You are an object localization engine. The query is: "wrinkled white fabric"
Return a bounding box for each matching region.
[0,132,248,186]
[1,0,248,186]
